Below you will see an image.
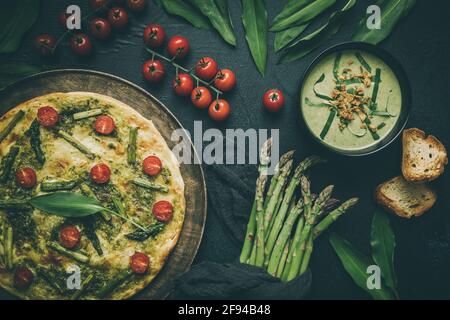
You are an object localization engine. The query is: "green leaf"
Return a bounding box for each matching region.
[215,0,234,32]
[278,0,356,64]
[159,0,211,30]
[274,24,309,53]
[0,63,41,89]
[0,0,40,53]
[190,0,236,46]
[330,233,395,300]
[271,0,312,30]
[352,0,416,44]
[242,0,268,75]
[371,209,398,294]
[270,0,336,32]
[30,192,105,218]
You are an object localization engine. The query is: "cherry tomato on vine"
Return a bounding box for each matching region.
[59,226,81,249]
[34,34,56,57]
[152,200,173,222]
[90,18,112,40]
[142,155,162,176]
[69,33,92,56]
[172,73,194,96]
[108,7,129,30]
[142,60,165,83]
[16,167,37,189]
[94,115,116,135]
[89,0,109,10]
[167,35,190,60]
[126,0,147,12]
[37,106,59,127]
[191,86,212,109]
[14,267,34,290]
[263,89,285,112]
[214,69,236,92]
[143,23,165,48]
[208,99,231,122]
[130,252,150,274]
[195,57,218,81]
[90,163,111,184]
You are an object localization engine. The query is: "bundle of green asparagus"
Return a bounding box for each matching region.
[240,140,359,282]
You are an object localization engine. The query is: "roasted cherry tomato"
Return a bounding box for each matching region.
[142,155,162,176]
[191,86,212,109]
[208,99,231,122]
[69,33,92,56]
[108,7,129,30]
[90,18,112,40]
[89,0,109,9]
[263,89,285,112]
[143,23,165,48]
[152,200,173,222]
[14,267,34,289]
[142,60,165,83]
[90,163,111,184]
[214,69,236,92]
[15,167,37,189]
[195,57,218,81]
[172,73,194,96]
[130,252,150,274]
[167,35,189,59]
[37,106,59,127]
[126,0,147,12]
[34,34,56,57]
[94,115,115,135]
[59,226,81,249]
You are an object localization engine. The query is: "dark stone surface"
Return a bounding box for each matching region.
[1,0,449,299]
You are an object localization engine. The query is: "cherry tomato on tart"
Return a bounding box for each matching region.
[167,35,190,59]
[152,200,173,222]
[172,73,194,96]
[143,155,162,176]
[142,60,165,83]
[191,86,212,109]
[195,57,218,81]
[143,24,165,48]
[14,267,34,290]
[208,99,231,122]
[59,226,81,249]
[214,69,236,92]
[130,252,150,274]
[37,106,59,127]
[94,115,115,135]
[263,89,285,113]
[90,163,111,184]
[15,167,37,189]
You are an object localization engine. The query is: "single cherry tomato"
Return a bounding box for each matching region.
[195,57,218,81]
[108,7,129,30]
[143,155,162,176]
[263,89,285,112]
[94,115,115,135]
[90,163,111,184]
[152,200,173,222]
[69,33,92,56]
[15,167,37,189]
[208,99,231,122]
[143,23,165,48]
[214,69,236,92]
[59,226,81,249]
[90,18,112,40]
[37,106,59,127]
[34,34,56,57]
[14,267,34,289]
[130,252,150,274]
[191,86,212,109]
[89,0,109,9]
[126,0,147,12]
[142,60,165,83]
[167,35,189,59]
[172,73,194,96]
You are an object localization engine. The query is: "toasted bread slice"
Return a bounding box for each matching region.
[402,128,448,182]
[375,176,436,218]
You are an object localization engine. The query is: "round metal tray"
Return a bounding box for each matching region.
[0,69,207,300]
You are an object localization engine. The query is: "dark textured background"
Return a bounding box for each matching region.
[1,0,450,299]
